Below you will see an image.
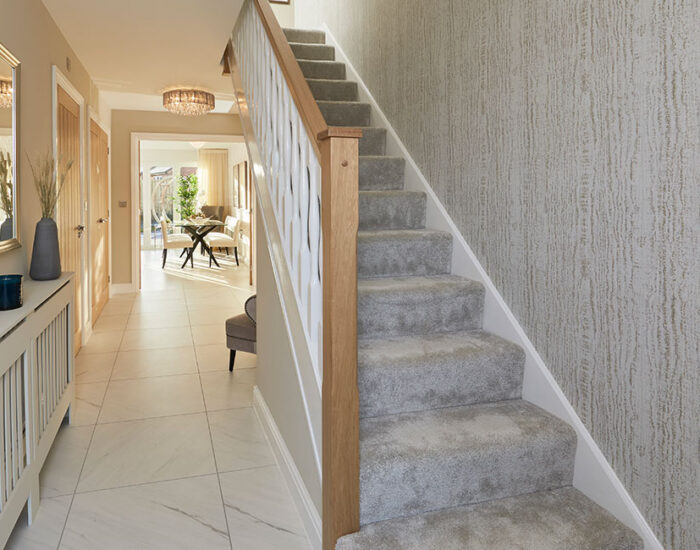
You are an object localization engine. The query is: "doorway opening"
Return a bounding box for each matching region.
[131,134,254,291]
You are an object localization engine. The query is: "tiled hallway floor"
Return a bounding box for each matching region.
[7,251,311,549]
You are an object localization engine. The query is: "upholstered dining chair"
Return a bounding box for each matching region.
[203,215,241,267]
[160,218,194,269]
[226,295,256,371]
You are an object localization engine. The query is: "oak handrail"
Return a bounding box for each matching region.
[228,3,362,549]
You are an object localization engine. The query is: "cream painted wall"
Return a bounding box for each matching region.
[0,0,101,276]
[255,209,321,513]
[271,1,295,28]
[109,110,243,284]
[295,1,699,548]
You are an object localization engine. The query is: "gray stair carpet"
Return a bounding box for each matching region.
[284,27,643,550]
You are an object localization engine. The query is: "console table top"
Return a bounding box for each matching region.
[0,273,74,339]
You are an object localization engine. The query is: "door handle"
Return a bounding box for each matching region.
[97,217,110,223]
[75,224,85,238]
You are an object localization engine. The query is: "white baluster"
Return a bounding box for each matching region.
[233,0,324,378]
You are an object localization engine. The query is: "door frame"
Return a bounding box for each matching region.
[52,66,89,346]
[128,132,244,292]
[87,110,112,320]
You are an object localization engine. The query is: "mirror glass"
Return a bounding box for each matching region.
[0,44,18,252]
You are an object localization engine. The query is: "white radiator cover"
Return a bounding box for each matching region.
[0,275,75,548]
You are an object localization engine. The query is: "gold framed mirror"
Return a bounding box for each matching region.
[0,43,20,254]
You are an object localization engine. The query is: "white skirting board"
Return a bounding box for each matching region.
[110,283,138,295]
[253,387,322,550]
[321,24,663,550]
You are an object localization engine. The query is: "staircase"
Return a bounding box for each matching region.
[284,28,643,550]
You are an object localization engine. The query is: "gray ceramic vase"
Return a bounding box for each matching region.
[30,218,61,280]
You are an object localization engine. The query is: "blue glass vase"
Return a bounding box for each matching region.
[0,274,23,310]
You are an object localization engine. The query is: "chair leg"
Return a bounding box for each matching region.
[162,248,167,269]
[190,247,194,268]
[180,248,186,258]
[234,247,239,266]
[209,248,213,268]
[229,349,236,372]
[226,247,230,255]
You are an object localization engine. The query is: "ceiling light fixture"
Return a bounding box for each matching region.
[0,79,12,109]
[163,88,215,116]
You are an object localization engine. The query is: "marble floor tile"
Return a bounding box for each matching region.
[71,382,108,426]
[60,476,230,550]
[130,299,188,314]
[77,414,216,492]
[5,496,72,550]
[186,295,241,312]
[200,369,256,411]
[191,324,227,347]
[40,425,94,498]
[133,288,185,302]
[119,326,193,351]
[74,351,116,383]
[98,374,204,423]
[79,331,123,354]
[126,312,190,330]
[196,345,256,372]
[99,301,133,317]
[187,307,240,327]
[92,314,129,333]
[220,466,310,550]
[111,346,197,380]
[209,408,275,472]
[230,287,256,305]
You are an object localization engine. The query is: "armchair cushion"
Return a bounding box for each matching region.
[226,313,256,342]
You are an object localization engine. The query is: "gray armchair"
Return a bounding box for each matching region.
[225,295,256,371]
[201,205,224,221]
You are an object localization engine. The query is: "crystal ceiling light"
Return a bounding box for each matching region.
[0,79,12,109]
[163,88,215,116]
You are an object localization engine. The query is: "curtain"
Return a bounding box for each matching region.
[198,149,229,214]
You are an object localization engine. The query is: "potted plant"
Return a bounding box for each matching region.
[0,152,12,241]
[175,173,199,219]
[27,153,73,280]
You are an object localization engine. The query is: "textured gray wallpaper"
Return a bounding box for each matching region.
[295,1,700,548]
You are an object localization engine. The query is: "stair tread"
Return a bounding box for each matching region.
[337,487,643,550]
[360,154,402,160]
[298,59,344,65]
[359,329,523,369]
[359,189,423,197]
[358,228,451,240]
[359,400,577,523]
[359,274,481,294]
[282,28,325,44]
[360,399,575,463]
[358,330,525,418]
[317,99,370,106]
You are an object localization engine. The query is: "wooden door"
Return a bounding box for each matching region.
[90,120,109,323]
[56,86,83,354]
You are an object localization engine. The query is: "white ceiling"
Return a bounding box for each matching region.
[42,0,243,111]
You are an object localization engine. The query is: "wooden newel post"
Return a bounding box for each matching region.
[319,128,362,550]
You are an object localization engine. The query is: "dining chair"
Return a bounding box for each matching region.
[160,218,194,269]
[203,216,241,267]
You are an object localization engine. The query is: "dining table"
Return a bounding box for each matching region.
[173,219,225,268]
